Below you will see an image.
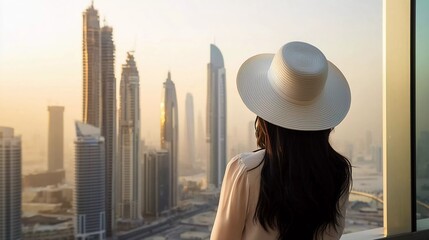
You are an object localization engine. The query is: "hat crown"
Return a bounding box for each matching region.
[268,42,328,104]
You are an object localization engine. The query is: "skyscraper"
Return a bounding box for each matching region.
[118,52,141,221]
[82,3,102,128]
[161,71,179,208]
[206,44,227,188]
[142,150,170,218]
[48,106,64,172]
[185,93,196,169]
[83,3,116,236]
[74,122,106,239]
[101,25,116,237]
[0,127,21,240]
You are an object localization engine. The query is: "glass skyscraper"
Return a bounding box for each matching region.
[0,127,21,240]
[82,3,101,128]
[74,122,106,239]
[101,25,116,237]
[161,72,179,208]
[206,44,227,188]
[83,3,116,236]
[142,150,170,218]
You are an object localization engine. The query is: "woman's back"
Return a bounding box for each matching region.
[255,124,351,239]
[211,145,350,240]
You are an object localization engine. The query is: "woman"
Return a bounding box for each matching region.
[211,42,352,240]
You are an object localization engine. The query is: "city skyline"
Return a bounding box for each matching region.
[0,1,387,238]
[0,0,383,178]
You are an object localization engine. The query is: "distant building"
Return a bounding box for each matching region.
[206,44,227,188]
[372,145,382,174]
[196,111,205,164]
[22,184,73,205]
[101,24,117,237]
[161,72,179,208]
[345,143,354,162]
[82,3,102,128]
[48,106,64,172]
[0,127,22,240]
[365,131,373,156]
[23,169,65,188]
[417,131,429,177]
[118,52,141,221]
[142,150,170,218]
[185,93,196,170]
[248,120,255,151]
[22,215,73,240]
[140,139,147,160]
[74,122,106,239]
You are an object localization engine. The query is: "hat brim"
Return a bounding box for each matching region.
[237,54,351,131]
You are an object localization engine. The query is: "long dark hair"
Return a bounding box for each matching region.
[254,116,352,240]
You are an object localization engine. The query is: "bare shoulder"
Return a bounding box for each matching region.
[229,149,265,171]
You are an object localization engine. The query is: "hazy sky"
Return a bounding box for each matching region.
[0,0,382,173]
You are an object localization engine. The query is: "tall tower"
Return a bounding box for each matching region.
[82,3,102,128]
[206,44,227,188]
[185,93,196,169]
[47,106,64,172]
[101,25,116,237]
[161,71,179,208]
[0,127,21,240]
[74,122,106,239]
[118,52,141,221]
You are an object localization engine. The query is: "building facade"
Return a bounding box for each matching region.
[74,122,106,240]
[185,93,196,170]
[83,3,117,236]
[196,112,205,165]
[101,25,116,237]
[48,106,64,172]
[23,170,65,188]
[206,44,227,188]
[161,72,179,208]
[82,3,102,128]
[118,52,141,221]
[142,150,170,218]
[0,127,21,240]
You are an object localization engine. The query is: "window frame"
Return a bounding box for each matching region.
[383,0,412,236]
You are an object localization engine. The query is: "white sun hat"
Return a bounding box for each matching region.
[237,41,351,131]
